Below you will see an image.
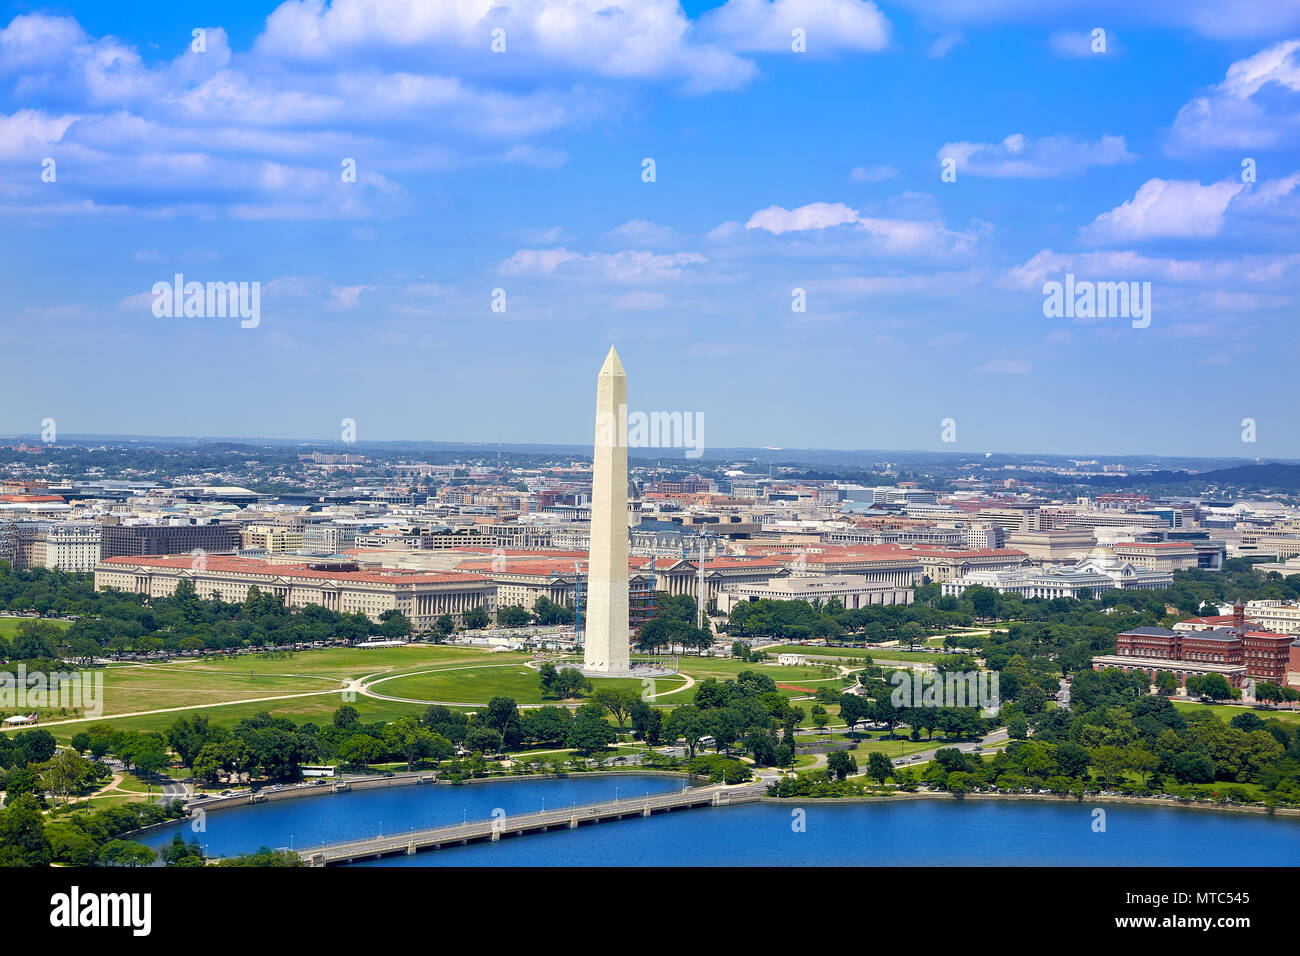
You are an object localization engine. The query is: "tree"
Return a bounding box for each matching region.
[592,688,639,730]
[168,715,219,768]
[629,699,663,745]
[810,705,829,731]
[100,840,157,867]
[496,605,534,628]
[866,751,893,785]
[1090,745,1127,790]
[826,750,857,781]
[0,794,52,866]
[462,606,490,630]
[664,704,708,758]
[567,704,617,755]
[483,697,520,747]
[378,610,413,639]
[38,749,95,806]
[333,705,361,730]
[464,725,503,755]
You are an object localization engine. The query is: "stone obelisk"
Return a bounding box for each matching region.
[583,346,631,674]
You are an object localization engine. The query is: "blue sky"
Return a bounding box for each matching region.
[1,0,1298,458]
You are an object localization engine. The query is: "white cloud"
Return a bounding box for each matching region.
[498,247,707,280]
[938,133,1135,178]
[740,200,982,254]
[888,1,1300,41]
[1079,178,1245,242]
[609,219,680,244]
[1001,247,1300,290]
[700,0,891,55]
[928,32,964,57]
[1168,39,1300,153]
[1048,30,1112,57]
[746,201,860,234]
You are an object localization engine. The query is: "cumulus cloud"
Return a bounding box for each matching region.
[0,3,896,218]
[699,0,890,55]
[740,200,983,255]
[938,133,1135,177]
[1167,39,1300,154]
[1079,178,1245,242]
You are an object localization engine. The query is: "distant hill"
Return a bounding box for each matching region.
[1191,463,1300,491]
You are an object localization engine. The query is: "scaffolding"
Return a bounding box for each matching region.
[629,561,657,636]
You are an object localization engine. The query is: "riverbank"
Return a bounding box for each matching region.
[180,767,704,818]
[761,789,1300,818]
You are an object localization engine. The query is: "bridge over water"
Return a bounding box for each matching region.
[299,782,764,866]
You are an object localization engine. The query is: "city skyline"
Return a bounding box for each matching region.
[3,1,1299,454]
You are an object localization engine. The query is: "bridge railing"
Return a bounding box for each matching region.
[301,786,738,859]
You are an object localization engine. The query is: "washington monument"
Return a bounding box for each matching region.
[583,345,631,674]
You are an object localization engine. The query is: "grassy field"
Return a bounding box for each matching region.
[762,644,948,665]
[1172,700,1300,727]
[0,616,72,637]
[24,666,335,720]
[371,664,687,706]
[14,645,858,742]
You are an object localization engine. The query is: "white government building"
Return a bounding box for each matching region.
[716,573,914,614]
[941,546,1173,600]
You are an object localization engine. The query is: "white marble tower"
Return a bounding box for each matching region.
[583,346,631,674]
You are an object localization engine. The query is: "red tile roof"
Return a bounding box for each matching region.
[100,555,489,586]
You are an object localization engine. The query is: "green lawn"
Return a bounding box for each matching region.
[1172,700,1300,727]
[0,664,341,725]
[371,664,687,706]
[762,644,946,664]
[0,616,72,637]
[17,644,861,743]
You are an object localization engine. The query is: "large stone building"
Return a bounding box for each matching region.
[716,574,913,614]
[100,521,242,559]
[941,546,1173,599]
[1092,603,1297,688]
[95,555,495,629]
[0,520,102,572]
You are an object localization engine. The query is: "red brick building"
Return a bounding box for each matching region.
[1096,599,1296,689]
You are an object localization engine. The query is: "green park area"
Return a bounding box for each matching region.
[20,644,851,742]
[0,616,71,638]
[1173,699,1300,728]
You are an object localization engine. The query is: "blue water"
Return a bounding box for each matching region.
[141,776,1300,866]
[138,775,688,858]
